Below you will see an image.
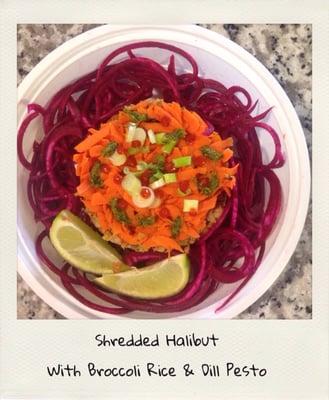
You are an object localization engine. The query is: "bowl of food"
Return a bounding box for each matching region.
[17,24,310,319]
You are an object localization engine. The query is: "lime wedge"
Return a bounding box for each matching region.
[94,254,190,299]
[49,210,127,274]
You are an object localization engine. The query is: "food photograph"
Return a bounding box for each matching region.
[17,24,311,319]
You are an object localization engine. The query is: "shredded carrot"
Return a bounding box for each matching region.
[75,128,110,153]
[73,99,237,251]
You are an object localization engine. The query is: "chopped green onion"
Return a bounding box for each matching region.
[147,129,156,144]
[121,173,142,195]
[126,122,137,142]
[183,199,199,212]
[141,146,149,153]
[127,146,149,156]
[127,147,140,156]
[155,132,166,144]
[108,151,126,166]
[156,129,185,153]
[163,173,177,183]
[137,161,148,171]
[201,145,223,161]
[150,177,165,190]
[150,170,164,182]
[133,127,146,146]
[162,141,176,154]
[173,156,192,168]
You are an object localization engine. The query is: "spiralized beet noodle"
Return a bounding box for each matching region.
[18,41,284,315]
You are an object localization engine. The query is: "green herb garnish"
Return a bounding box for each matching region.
[161,128,185,144]
[101,141,118,157]
[154,154,165,169]
[198,172,219,196]
[89,161,103,188]
[109,198,131,225]
[123,107,149,123]
[150,170,164,183]
[148,154,165,172]
[171,216,182,238]
[200,145,223,161]
[160,129,185,154]
[138,215,156,227]
[145,154,166,182]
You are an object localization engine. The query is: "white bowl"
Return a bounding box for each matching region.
[17,25,310,319]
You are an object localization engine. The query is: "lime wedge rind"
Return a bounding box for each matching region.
[94,254,190,300]
[49,210,126,275]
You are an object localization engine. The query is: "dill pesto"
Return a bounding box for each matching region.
[123,107,149,123]
[161,128,185,153]
[109,198,131,225]
[162,128,185,144]
[102,141,118,157]
[74,99,237,256]
[171,217,182,238]
[198,172,219,196]
[147,155,165,182]
[89,161,103,187]
[201,145,223,161]
[138,215,156,227]
[149,154,165,172]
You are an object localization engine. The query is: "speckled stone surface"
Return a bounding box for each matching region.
[17,24,312,319]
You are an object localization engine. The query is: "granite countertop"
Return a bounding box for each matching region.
[17,24,312,319]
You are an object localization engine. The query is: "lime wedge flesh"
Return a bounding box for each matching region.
[94,254,190,299]
[49,210,127,274]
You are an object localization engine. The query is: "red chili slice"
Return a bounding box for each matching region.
[126,156,137,168]
[185,133,196,143]
[159,207,170,219]
[117,199,127,209]
[113,173,123,184]
[193,155,207,167]
[101,164,110,174]
[131,140,141,148]
[141,187,152,199]
[164,160,176,173]
[179,180,189,193]
[140,169,152,186]
[117,144,124,154]
[128,226,136,235]
[197,174,210,188]
[161,116,171,127]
